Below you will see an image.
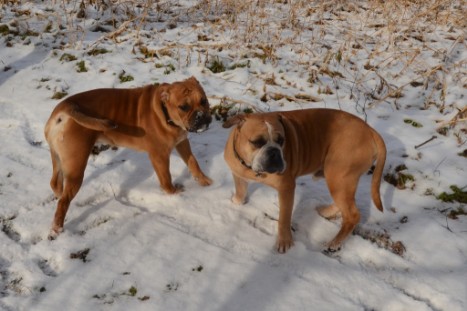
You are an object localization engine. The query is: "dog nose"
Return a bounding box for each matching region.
[268,147,281,160]
[190,110,212,132]
[197,111,212,123]
[264,147,284,174]
[195,111,204,122]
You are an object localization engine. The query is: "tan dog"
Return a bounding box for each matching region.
[44,77,212,239]
[223,108,386,253]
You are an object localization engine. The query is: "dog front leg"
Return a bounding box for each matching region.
[231,174,248,204]
[276,185,296,253]
[176,138,212,186]
[148,151,182,194]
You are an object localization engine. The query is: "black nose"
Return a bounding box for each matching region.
[195,111,212,123]
[268,148,281,160]
[264,147,284,173]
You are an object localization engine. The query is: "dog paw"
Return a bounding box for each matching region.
[322,247,342,260]
[231,194,247,205]
[322,246,342,259]
[323,246,341,254]
[162,183,185,194]
[196,175,212,187]
[276,237,294,254]
[324,240,342,253]
[48,227,63,240]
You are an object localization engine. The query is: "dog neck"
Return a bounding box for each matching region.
[233,128,265,178]
[161,103,178,128]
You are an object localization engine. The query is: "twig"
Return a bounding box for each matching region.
[439,117,467,127]
[444,215,453,233]
[414,135,437,149]
[108,183,116,200]
[267,92,321,104]
[89,18,138,49]
[436,107,467,128]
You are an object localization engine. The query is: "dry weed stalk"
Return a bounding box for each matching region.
[1,0,463,116]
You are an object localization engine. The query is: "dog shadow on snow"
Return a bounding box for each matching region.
[209,131,408,311]
[64,122,228,233]
[60,115,407,309]
[64,150,152,234]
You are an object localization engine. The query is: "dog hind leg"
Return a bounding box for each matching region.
[325,173,360,251]
[49,174,85,240]
[48,131,96,239]
[317,204,340,220]
[49,150,64,198]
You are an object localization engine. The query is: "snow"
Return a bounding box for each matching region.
[0,1,466,310]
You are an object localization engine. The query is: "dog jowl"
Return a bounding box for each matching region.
[44,77,212,240]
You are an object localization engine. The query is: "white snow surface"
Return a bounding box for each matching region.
[0,1,466,311]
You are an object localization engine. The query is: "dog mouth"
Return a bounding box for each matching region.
[191,123,209,133]
[188,111,212,133]
[255,163,285,175]
[252,146,286,175]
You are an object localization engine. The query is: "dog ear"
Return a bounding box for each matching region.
[187,76,199,84]
[159,85,170,104]
[278,113,287,125]
[223,114,246,128]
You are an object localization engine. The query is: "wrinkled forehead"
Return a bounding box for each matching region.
[242,116,284,139]
[170,80,207,101]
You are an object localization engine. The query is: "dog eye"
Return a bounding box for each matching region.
[201,98,209,107]
[178,104,191,112]
[250,138,266,148]
[275,136,284,146]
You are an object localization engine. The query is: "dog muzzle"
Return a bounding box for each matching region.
[189,111,212,133]
[253,146,286,174]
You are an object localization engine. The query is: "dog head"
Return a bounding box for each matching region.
[224,113,287,175]
[160,77,212,132]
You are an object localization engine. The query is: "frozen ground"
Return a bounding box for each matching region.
[0,1,466,310]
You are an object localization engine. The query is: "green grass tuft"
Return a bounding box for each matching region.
[128,286,137,296]
[119,71,134,83]
[88,48,110,56]
[208,57,226,73]
[51,91,68,100]
[437,185,467,204]
[76,60,88,73]
[404,119,423,128]
[0,25,9,35]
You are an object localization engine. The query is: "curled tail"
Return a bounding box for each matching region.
[371,129,386,212]
[65,103,117,131]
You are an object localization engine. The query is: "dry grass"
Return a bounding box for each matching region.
[1,0,464,126]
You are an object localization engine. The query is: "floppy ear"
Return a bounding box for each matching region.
[278,113,292,130]
[223,114,246,128]
[159,84,170,103]
[278,113,288,124]
[187,76,199,84]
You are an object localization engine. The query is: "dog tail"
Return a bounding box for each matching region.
[64,103,117,131]
[371,129,386,212]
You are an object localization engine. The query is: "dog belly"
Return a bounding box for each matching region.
[97,133,147,152]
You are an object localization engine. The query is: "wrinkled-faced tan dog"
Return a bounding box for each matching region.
[223,108,386,253]
[45,77,212,239]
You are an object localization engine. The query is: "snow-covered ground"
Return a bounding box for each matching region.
[0,1,466,310]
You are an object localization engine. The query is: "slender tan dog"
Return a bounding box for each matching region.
[44,77,212,239]
[223,108,386,253]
